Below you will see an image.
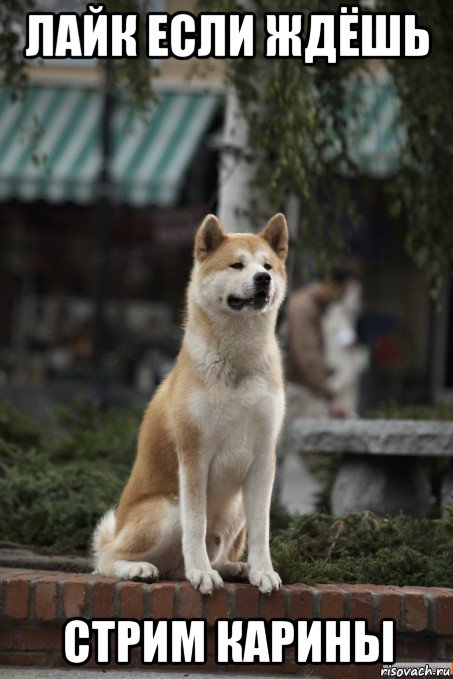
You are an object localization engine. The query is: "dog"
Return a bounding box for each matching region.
[93,212,288,595]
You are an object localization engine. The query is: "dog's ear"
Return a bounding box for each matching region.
[195,214,226,261]
[259,213,289,260]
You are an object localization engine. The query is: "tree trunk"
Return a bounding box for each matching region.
[217,84,255,233]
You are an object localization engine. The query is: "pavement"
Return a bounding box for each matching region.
[0,670,304,678]
[0,546,91,572]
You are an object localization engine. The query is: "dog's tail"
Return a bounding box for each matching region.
[91,508,116,574]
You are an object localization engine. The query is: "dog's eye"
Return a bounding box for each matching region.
[264,263,272,271]
[230,262,244,270]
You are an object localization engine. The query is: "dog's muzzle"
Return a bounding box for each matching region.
[227,273,272,310]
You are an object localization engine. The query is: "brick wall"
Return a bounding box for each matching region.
[0,568,452,677]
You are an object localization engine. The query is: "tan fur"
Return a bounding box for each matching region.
[228,525,247,562]
[93,213,289,594]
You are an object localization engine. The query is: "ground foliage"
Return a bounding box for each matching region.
[0,399,140,552]
[270,505,453,587]
[1,401,452,586]
[368,400,453,421]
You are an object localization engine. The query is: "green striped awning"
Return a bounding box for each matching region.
[0,85,220,206]
[345,72,403,177]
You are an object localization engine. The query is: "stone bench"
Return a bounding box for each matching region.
[291,419,453,517]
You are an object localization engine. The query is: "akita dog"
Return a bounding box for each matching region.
[93,213,288,595]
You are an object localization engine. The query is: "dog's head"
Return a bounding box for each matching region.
[191,213,288,317]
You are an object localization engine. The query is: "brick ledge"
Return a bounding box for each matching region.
[0,568,452,676]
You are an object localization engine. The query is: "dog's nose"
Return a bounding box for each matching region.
[254,272,271,288]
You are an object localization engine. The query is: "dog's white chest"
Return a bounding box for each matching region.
[188,377,284,503]
[189,375,279,439]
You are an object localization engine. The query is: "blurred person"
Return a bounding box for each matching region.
[275,269,353,509]
[323,279,369,417]
[285,269,353,423]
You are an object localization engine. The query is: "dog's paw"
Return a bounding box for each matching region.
[186,568,223,595]
[113,560,159,582]
[217,561,249,580]
[248,567,282,594]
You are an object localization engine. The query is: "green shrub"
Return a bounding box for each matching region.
[367,400,453,421]
[270,511,453,587]
[0,402,43,448]
[49,396,140,464]
[0,399,140,552]
[0,442,125,552]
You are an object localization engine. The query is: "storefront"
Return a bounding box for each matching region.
[0,83,222,388]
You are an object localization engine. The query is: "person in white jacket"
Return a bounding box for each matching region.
[323,279,369,417]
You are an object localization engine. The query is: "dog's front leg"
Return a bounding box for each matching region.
[179,460,223,595]
[243,448,282,594]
